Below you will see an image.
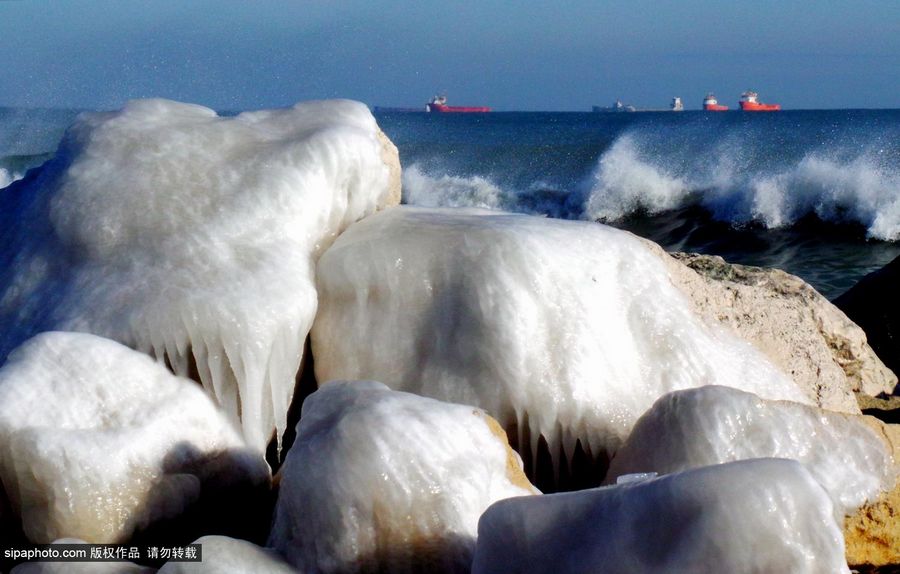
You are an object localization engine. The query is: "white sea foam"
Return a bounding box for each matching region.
[583,141,900,239]
[0,167,20,189]
[402,134,900,241]
[403,164,506,209]
[582,135,687,220]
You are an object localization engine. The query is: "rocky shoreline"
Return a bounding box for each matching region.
[0,100,897,573]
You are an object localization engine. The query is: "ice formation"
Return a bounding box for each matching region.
[605,385,896,516]
[0,98,401,452]
[472,459,851,574]
[0,332,270,543]
[268,380,537,573]
[157,535,295,574]
[312,207,810,471]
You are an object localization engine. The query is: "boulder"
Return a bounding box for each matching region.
[844,421,900,568]
[157,535,294,574]
[268,380,537,574]
[0,98,401,452]
[663,252,896,410]
[835,255,900,381]
[605,385,896,516]
[472,459,850,574]
[312,207,810,479]
[0,332,270,544]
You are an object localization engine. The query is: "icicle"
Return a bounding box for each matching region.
[548,421,562,485]
[528,413,540,480]
[562,426,577,476]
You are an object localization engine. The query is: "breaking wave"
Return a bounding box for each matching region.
[402,132,900,241]
[0,168,16,189]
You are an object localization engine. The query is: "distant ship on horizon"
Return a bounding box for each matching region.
[425,95,491,113]
[703,93,729,111]
[739,90,781,111]
[592,99,636,113]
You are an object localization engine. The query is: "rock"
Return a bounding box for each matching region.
[0,98,401,452]
[157,535,294,574]
[662,251,896,411]
[0,332,271,544]
[605,385,896,516]
[472,459,851,574]
[312,207,810,482]
[835,255,900,381]
[268,380,537,574]
[844,423,900,568]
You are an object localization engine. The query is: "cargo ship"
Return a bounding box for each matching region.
[739,91,780,112]
[703,93,729,111]
[426,95,491,113]
[592,99,636,113]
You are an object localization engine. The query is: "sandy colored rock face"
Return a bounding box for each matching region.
[844,420,900,568]
[655,249,896,413]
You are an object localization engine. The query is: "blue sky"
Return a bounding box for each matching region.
[1,0,897,110]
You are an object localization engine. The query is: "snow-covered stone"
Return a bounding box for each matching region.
[0,332,270,544]
[0,98,401,452]
[605,385,896,516]
[312,207,809,470]
[269,380,537,574]
[472,459,851,574]
[666,252,896,410]
[157,536,294,574]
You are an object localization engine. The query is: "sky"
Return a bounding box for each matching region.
[0,0,898,111]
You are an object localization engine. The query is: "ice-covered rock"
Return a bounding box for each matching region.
[472,459,851,574]
[835,254,900,380]
[667,252,896,410]
[157,535,294,574]
[605,385,896,516]
[269,380,537,574]
[312,207,810,472]
[0,332,270,544]
[0,98,401,452]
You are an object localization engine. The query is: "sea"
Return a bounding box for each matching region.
[3,106,899,299]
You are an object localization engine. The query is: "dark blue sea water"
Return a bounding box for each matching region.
[2,106,899,298]
[377,109,900,298]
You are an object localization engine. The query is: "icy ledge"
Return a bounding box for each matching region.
[0,332,270,544]
[606,385,897,517]
[0,98,401,453]
[472,459,851,574]
[269,380,537,573]
[312,207,809,474]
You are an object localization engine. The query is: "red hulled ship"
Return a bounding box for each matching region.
[739,91,780,111]
[426,95,491,113]
[703,93,729,111]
